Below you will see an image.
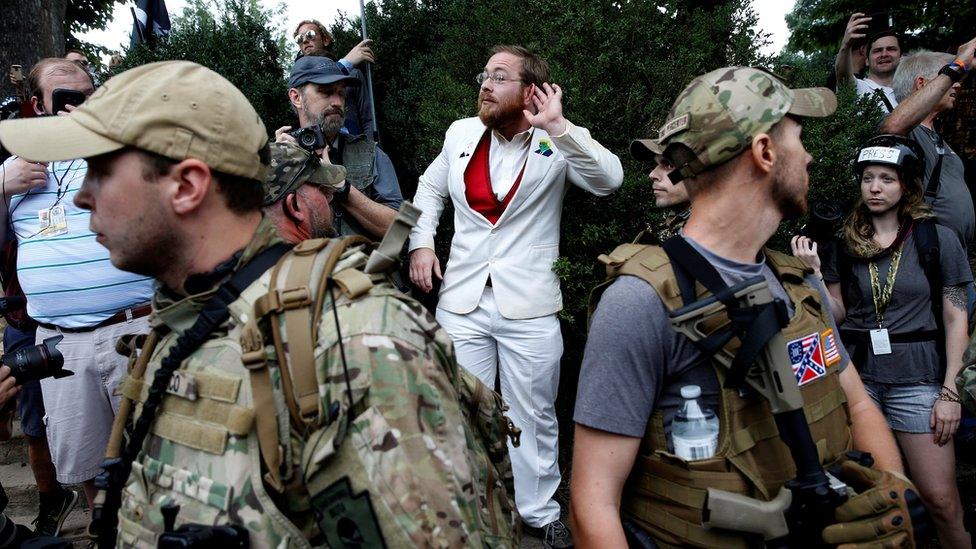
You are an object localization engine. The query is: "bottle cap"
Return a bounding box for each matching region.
[680,385,702,399]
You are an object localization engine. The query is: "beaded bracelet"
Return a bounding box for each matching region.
[938,385,962,403]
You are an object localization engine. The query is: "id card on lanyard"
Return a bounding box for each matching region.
[38,204,68,237]
[868,243,905,355]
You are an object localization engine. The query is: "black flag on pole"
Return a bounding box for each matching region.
[130,0,171,47]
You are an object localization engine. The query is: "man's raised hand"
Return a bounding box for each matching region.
[524,83,568,137]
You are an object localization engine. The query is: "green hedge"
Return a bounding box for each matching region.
[116,0,884,371]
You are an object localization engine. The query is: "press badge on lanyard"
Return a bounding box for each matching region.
[869,328,891,355]
[38,204,68,236]
[868,241,904,356]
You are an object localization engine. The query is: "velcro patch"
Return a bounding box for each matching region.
[313,477,387,548]
[658,113,690,141]
[787,331,828,386]
[821,329,842,366]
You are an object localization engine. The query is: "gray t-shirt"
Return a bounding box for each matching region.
[574,237,850,441]
[822,224,971,384]
[911,125,974,251]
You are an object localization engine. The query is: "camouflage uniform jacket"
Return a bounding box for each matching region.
[117,218,493,547]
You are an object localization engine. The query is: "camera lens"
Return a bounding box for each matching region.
[2,335,67,385]
[299,131,317,148]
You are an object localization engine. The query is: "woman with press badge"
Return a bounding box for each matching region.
[792,134,972,548]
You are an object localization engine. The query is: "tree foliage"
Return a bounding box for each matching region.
[106,0,905,460]
[786,0,975,54]
[116,0,293,133]
[66,0,126,54]
[325,0,769,367]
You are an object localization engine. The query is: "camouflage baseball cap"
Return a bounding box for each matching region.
[263,141,346,206]
[643,66,836,182]
[0,61,269,180]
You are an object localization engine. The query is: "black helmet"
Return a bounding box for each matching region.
[853,134,926,187]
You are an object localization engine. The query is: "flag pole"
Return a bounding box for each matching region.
[358,0,380,144]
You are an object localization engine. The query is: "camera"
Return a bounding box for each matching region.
[288,125,326,152]
[800,201,844,245]
[3,335,71,385]
[159,503,249,548]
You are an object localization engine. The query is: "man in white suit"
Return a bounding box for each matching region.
[409,45,623,547]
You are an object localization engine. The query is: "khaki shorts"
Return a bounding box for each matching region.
[38,317,150,484]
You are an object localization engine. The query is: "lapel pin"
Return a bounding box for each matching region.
[534,139,553,157]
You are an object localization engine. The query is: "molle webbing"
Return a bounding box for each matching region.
[595,242,852,547]
[243,235,373,492]
[94,242,292,549]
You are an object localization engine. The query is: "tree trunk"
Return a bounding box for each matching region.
[0,0,67,99]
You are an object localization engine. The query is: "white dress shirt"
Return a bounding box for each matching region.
[488,128,533,200]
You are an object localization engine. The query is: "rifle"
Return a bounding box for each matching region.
[668,276,848,547]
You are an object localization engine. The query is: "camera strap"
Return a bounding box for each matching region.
[94,242,292,548]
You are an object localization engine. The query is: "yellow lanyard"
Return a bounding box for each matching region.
[868,242,904,328]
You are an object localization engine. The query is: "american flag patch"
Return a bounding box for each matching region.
[787,332,828,386]
[821,329,841,366]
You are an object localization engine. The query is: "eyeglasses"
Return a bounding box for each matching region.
[475,72,522,86]
[296,30,318,45]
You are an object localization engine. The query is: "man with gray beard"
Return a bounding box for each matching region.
[277,56,401,239]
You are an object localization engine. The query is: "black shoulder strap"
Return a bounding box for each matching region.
[94,241,292,548]
[662,236,735,307]
[660,236,790,389]
[913,220,945,370]
[924,136,946,200]
[872,87,894,113]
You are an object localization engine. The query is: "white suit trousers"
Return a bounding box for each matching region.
[436,287,563,527]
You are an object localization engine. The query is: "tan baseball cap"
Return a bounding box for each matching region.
[0,60,269,181]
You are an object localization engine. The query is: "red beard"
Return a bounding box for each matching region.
[477,92,524,130]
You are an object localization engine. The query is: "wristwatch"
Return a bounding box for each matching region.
[938,60,966,83]
[333,180,351,203]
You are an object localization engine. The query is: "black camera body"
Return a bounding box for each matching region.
[0,296,26,316]
[3,335,71,385]
[288,125,326,152]
[158,524,250,548]
[800,201,845,245]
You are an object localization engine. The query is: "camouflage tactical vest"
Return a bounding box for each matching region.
[590,243,853,549]
[115,228,518,547]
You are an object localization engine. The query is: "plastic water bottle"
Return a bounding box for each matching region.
[671,385,719,461]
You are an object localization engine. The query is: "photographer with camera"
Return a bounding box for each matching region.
[275,55,402,240]
[293,18,376,138]
[0,58,154,519]
[835,13,902,112]
[0,333,70,548]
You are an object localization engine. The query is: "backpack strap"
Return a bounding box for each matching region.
[252,235,373,427]
[924,136,946,200]
[913,219,946,371]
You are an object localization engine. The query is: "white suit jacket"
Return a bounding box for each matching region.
[410,117,624,319]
